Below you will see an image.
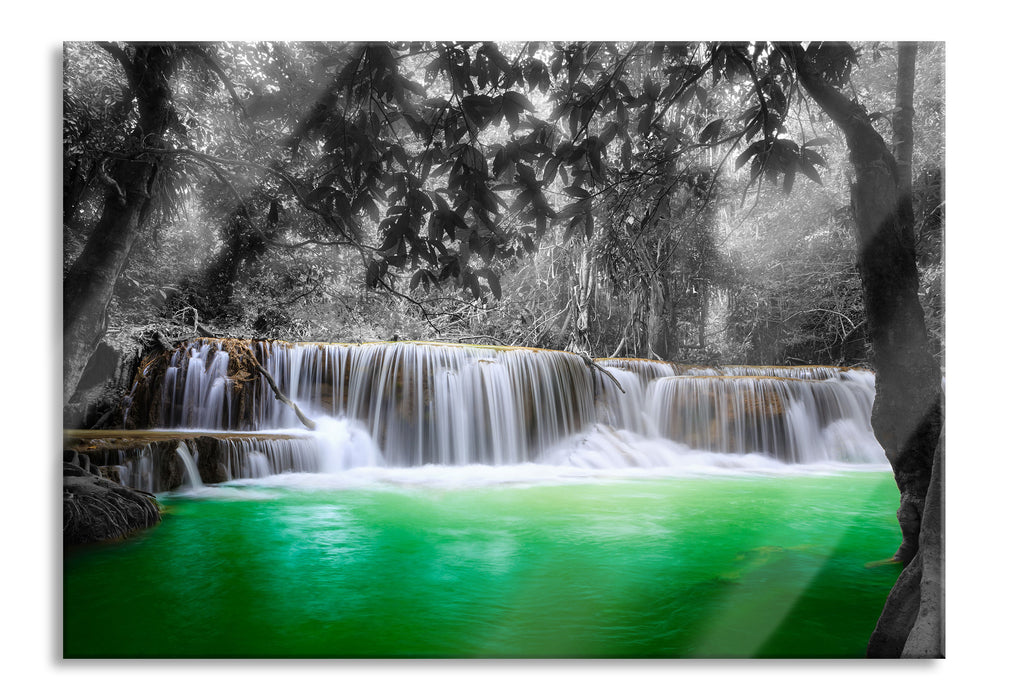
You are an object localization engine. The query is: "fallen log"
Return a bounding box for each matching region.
[244,349,317,430]
[576,351,625,394]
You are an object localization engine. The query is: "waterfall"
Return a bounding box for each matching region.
[174,443,203,490]
[103,339,887,481]
[645,375,883,463]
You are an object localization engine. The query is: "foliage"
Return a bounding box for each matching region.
[63,41,944,366]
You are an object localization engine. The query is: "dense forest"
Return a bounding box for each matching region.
[63,41,943,396]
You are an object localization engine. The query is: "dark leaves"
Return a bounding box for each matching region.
[698,118,724,144]
[735,137,826,191]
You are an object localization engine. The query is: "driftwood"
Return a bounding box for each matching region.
[576,351,625,394]
[243,349,317,430]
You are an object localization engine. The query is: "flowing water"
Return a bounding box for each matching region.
[65,340,900,658]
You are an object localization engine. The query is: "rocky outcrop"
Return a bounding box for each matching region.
[64,338,145,430]
[63,452,161,549]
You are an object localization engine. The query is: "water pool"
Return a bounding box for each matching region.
[63,468,901,658]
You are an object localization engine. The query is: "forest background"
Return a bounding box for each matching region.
[6,1,1006,697]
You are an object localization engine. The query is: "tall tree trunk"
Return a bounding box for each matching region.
[198,204,272,314]
[784,43,943,658]
[647,277,673,360]
[785,44,943,564]
[568,209,596,354]
[893,43,918,202]
[63,45,176,407]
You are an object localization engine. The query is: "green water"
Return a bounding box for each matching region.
[63,471,901,658]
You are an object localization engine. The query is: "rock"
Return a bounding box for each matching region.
[63,471,161,549]
[194,436,232,483]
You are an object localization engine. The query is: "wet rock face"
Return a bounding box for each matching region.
[65,339,145,430]
[68,438,190,492]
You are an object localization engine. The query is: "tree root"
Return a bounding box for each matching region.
[63,473,161,548]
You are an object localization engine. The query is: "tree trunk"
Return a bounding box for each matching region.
[198,206,271,314]
[645,237,677,360]
[568,208,596,354]
[893,43,918,202]
[63,45,176,407]
[647,278,673,360]
[786,44,943,563]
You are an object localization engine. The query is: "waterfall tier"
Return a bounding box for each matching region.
[93,339,885,486]
[64,430,323,492]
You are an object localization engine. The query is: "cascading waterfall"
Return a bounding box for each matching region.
[259,341,598,465]
[98,339,887,489]
[174,443,203,490]
[161,343,233,429]
[646,375,883,464]
[136,340,596,466]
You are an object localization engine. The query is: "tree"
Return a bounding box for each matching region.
[780,43,942,567]
[63,44,178,405]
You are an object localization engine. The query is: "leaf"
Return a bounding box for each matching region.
[556,198,590,220]
[365,260,382,288]
[782,159,797,195]
[503,90,536,113]
[464,271,482,300]
[332,191,352,218]
[598,121,619,145]
[492,147,512,178]
[803,137,831,148]
[587,140,604,179]
[563,185,591,199]
[698,118,724,144]
[481,269,502,300]
[735,141,763,171]
[409,269,426,291]
[802,148,828,169]
[799,159,823,185]
[515,162,539,190]
[637,103,655,137]
[511,188,535,213]
[543,156,561,187]
[458,144,488,174]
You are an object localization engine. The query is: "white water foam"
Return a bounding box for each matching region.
[164,421,889,499]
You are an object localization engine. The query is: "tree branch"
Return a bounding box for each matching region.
[189,45,251,121]
[96,42,137,93]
